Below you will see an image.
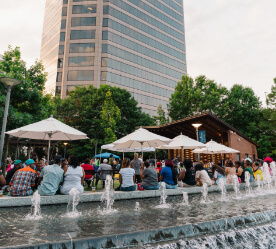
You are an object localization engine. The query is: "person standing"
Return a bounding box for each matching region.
[130,153,142,183]
[9,159,36,196]
[37,155,64,196]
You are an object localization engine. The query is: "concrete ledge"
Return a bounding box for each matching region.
[0,182,257,208]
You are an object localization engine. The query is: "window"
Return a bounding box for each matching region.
[70,30,95,39]
[73,0,96,2]
[102,18,108,27]
[56,86,61,95]
[68,70,94,81]
[245,154,248,158]
[69,43,95,53]
[57,58,63,68]
[61,20,66,29]
[102,44,108,53]
[103,6,109,14]
[72,5,97,14]
[68,56,94,67]
[63,0,68,3]
[101,57,107,67]
[56,72,62,82]
[101,71,107,81]
[237,153,240,161]
[102,31,108,40]
[71,17,96,27]
[59,45,64,55]
[62,7,67,16]
[253,154,256,161]
[60,32,65,41]
[66,85,75,96]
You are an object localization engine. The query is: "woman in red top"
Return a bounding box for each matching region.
[155,162,162,182]
[81,158,95,188]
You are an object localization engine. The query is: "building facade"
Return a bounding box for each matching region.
[40,0,187,115]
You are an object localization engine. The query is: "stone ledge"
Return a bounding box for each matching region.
[0,182,257,208]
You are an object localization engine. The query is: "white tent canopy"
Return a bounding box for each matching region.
[113,127,171,159]
[6,116,88,161]
[101,143,155,152]
[192,140,239,154]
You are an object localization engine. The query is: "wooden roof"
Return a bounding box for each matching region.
[143,112,257,146]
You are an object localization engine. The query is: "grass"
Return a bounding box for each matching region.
[84,179,121,192]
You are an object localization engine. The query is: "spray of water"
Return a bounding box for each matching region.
[64,187,81,218]
[156,182,171,208]
[256,174,263,195]
[244,171,253,197]
[232,175,241,199]
[263,162,272,193]
[270,161,276,191]
[200,183,212,204]
[134,202,140,211]
[218,178,228,201]
[98,175,118,215]
[180,192,189,206]
[26,191,42,220]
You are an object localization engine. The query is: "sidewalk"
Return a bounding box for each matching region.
[0,182,254,208]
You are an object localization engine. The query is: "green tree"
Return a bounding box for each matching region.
[153,104,169,125]
[267,77,276,107]
[100,90,121,144]
[0,46,53,131]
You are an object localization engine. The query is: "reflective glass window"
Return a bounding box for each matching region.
[72,5,97,14]
[60,32,65,41]
[73,0,96,1]
[69,43,95,53]
[56,72,62,82]
[101,57,107,67]
[59,45,64,55]
[68,70,94,81]
[68,56,94,67]
[102,44,108,53]
[63,0,68,3]
[102,31,108,40]
[61,19,66,29]
[57,58,63,68]
[102,18,108,27]
[101,72,107,81]
[62,7,67,16]
[71,17,96,27]
[103,6,109,14]
[66,85,75,96]
[70,30,95,39]
[56,86,61,95]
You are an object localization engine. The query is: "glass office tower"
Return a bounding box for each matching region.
[41,0,187,115]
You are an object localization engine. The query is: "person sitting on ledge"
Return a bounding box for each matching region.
[9,159,36,196]
[211,165,226,185]
[178,159,196,187]
[253,161,263,181]
[60,155,84,195]
[0,170,6,187]
[140,161,159,190]
[160,159,178,189]
[119,158,136,191]
[5,160,22,185]
[37,155,64,196]
[195,164,212,186]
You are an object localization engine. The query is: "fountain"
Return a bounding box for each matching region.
[232,175,241,199]
[218,178,228,201]
[200,183,212,203]
[98,175,118,215]
[256,174,263,195]
[134,202,140,211]
[156,182,171,208]
[263,162,272,193]
[64,187,81,218]
[270,161,276,190]
[244,171,253,197]
[26,191,42,220]
[180,192,189,206]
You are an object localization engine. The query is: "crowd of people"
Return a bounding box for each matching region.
[0,153,273,196]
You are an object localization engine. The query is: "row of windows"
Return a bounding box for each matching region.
[72,5,97,14]
[107,0,184,37]
[102,46,184,78]
[105,71,173,98]
[102,22,185,61]
[70,43,95,53]
[68,70,94,81]
[61,19,66,29]
[126,0,184,29]
[102,33,185,70]
[55,85,78,96]
[41,34,59,58]
[104,17,185,53]
[43,3,62,35]
[106,58,179,88]
[71,30,95,40]
[71,17,96,27]
[42,22,60,46]
[131,92,168,109]
[159,0,183,15]
[145,0,183,20]
[68,56,94,67]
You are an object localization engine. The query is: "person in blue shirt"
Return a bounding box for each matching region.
[160,159,178,189]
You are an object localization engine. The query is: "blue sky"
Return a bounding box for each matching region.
[0,0,275,105]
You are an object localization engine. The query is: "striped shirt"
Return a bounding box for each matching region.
[9,166,36,196]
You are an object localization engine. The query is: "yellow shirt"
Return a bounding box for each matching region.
[254,169,263,181]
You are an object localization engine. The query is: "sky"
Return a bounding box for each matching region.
[0,0,275,105]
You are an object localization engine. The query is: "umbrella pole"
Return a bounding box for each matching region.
[47,139,51,163]
[123,151,124,160]
[100,148,102,163]
[155,149,157,167]
[181,146,184,162]
[141,142,144,161]
[221,153,223,167]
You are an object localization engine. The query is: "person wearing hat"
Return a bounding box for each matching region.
[5,160,22,185]
[97,158,112,188]
[9,159,36,196]
[37,155,64,196]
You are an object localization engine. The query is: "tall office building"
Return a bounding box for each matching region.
[41,0,187,115]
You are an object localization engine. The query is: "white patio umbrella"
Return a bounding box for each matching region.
[158,133,206,160]
[113,128,171,159]
[6,116,88,162]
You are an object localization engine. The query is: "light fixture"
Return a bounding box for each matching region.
[0,77,21,87]
[63,142,68,146]
[192,123,202,128]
